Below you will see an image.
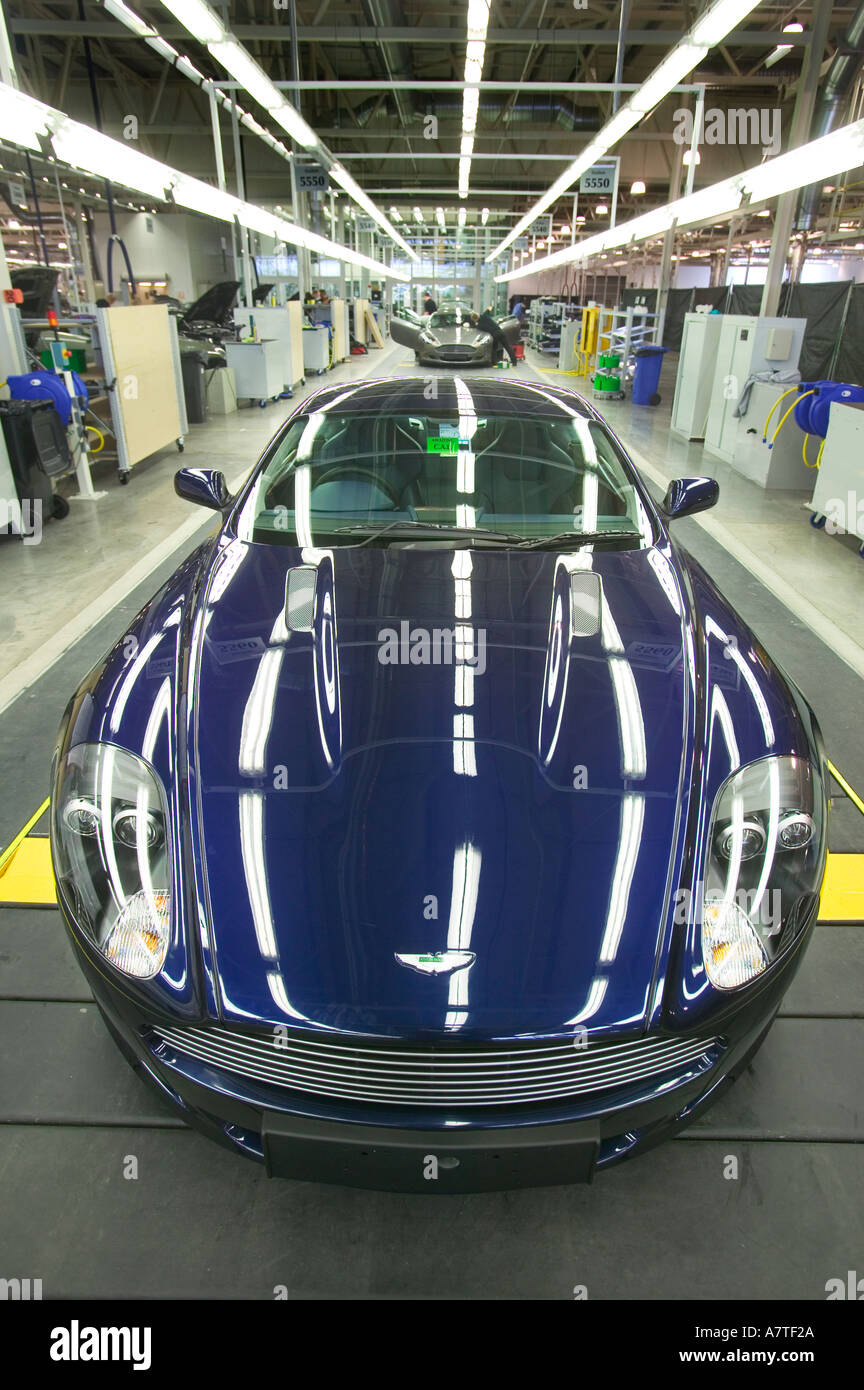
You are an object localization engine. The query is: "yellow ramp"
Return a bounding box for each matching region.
[0,837,56,906]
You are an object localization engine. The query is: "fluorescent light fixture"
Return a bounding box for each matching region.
[329,162,416,259]
[143,1,414,262]
[0,85,52,152]
[413,206,423,222]
[765,21,804,70]
[158,0,225,45]
[464,56,484,85]
[237,203,281,237]
[668,175,744,226]
[691,0,764,46]
[630,180,646,195]
[458,206,467,228]
[145,35,179,64]
[628,44,708,116]
[102,0,156,38]
[460,0,491,200]
[436,206,446,228]
[172,174,242,222]
[467,0,490,41]
[740,121,864,202]
[389,206,402,222]
[496,118,864,283]
[0,77,410,280]
[175,54,206,83]
[596,203,609,216]
[52,119,174,198]
[682,148,701,165]
[487,0,762,260]
[481,207,489,224]
[463,86,480,133]
[207,39,283,111]
[240,112,270,140]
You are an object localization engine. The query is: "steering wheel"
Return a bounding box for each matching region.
[313,466,401,507]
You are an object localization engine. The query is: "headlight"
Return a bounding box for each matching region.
[701,755,824,990]
[52,744,173,979]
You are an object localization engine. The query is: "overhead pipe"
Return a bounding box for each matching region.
[352,94,602,132]
[796,0,864,232]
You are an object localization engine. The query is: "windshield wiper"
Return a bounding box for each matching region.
[515,529,641,550]
[332,521,525,547]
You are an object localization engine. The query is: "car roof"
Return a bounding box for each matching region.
[297,376,601,421]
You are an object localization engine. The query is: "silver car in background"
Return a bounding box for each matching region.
[390,302,521,366]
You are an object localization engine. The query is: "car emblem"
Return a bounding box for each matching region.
[395,951,476,977]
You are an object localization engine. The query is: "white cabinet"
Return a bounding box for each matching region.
[730,381,811,489]
[224,339,284,403]
[302,325,330,373]
[671,313,723,440]
[233,305,303,392]
[704,316,806,463]
[810,402,864,546]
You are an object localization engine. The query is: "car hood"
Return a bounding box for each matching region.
[188,538,693,1039]
[427,325,490,346]
[181,280,240,327]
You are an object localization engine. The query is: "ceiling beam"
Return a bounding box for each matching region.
[8,22,814,47]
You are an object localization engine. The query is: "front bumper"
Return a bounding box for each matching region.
[69,929,789,1191]
[416,345,491,367]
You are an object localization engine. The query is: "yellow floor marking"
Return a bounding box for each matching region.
[820,852,864,922]
[0,796,50,873]
[0,836,56,905]
[827,759,864,819]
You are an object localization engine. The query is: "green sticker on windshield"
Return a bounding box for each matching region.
[427,437,459,453]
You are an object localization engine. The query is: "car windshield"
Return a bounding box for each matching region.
[235,408,655,548]
[429,307,473,329]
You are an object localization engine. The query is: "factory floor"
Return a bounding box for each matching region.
[0,341,862,1299]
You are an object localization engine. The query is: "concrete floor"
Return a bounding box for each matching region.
[0,340,862,1299]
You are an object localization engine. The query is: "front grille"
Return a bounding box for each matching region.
[149,1024,722,1109]
[434,346,480,360]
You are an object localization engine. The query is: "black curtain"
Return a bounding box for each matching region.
[661,288,695,351]
[785,282,853,380]
[621,287,658,311]
[727,284,764,316]
[691,286,728,312]
[833,284,864,386]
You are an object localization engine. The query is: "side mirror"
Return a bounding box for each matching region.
[662,476,719,520]
[174,467,231,512]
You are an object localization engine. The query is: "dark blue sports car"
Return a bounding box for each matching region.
[51,377,827,1191]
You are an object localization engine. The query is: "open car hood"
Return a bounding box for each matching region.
[189,540,693,1039]
[181,280,241,327]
